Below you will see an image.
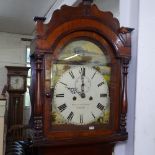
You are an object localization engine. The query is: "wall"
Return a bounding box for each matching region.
[93,0,138,155]
[94,0,119,18]
[0,32,30,91]
[115,0,139,155]
[117,0,155,155]
[134,0,155,154]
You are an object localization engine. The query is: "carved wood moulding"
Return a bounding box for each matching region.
[32,1,133,61]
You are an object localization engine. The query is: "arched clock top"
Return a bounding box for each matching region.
[32,2,133,60]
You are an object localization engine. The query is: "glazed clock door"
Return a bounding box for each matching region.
[49,39,115,134]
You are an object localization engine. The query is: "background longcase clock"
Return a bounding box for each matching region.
[6,66,30,129]
[30,0,133,155]
[6,66,30,93]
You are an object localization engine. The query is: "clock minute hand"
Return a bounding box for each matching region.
[81,72,85,98]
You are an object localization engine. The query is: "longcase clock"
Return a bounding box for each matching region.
[30,0,133,155]
[6,66,30,129]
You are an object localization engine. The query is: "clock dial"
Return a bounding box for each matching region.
[54,66,109,125]
[10,76,24,90]
[51,40,111,126]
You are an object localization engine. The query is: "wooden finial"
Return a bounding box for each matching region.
[34,16,46,22]
[83,0,93,5]
[33,17,46,36]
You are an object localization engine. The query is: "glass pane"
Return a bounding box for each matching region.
[51,40,111,126]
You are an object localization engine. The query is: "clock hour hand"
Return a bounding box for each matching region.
[66,87,82,97]
[67,87,77,94]
[59,82,80,95]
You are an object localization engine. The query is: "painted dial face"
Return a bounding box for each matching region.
[54,66,109,125]
[10,76,24,90]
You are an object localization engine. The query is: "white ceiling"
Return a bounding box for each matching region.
[0,0,119,36]
[0,0,57,35]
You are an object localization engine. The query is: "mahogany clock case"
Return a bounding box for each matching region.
[30,0,133,154]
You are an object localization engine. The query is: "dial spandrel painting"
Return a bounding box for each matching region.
[51,40,111,127]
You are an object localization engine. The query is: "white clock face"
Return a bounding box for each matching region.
[10,76,24,90]
[54,66,109,125]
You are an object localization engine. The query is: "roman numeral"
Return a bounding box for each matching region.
[56,94,64,97]
[80,67,85,76]
[91,71,97,79]
[100,94,107,97]
[67,111,74,121]
[91,112,96,119]
[80,115,83,124]
[69,71,75,79]
[98,81,104,87]
[57,103,67,112]
[97,103,105,111]
[60,82,67,86]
